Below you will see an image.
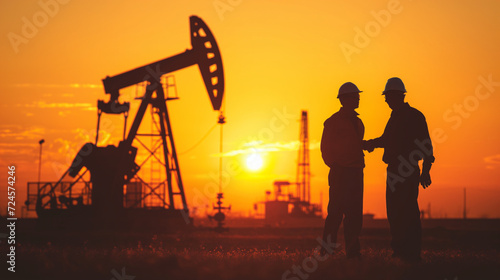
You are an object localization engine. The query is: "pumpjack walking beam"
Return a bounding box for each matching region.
[101,16,224,111]
[296,111,310,203]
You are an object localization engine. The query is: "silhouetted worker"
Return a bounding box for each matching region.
[321,82,365,258]
[364,77,435,262]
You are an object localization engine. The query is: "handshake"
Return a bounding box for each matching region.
[362,139,376,153]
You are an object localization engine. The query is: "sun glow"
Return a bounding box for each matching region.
[245,153,264,171]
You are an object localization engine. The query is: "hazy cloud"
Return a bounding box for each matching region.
[215,140,320,157]
[0,126,45,140]
[11,83,102,89]
[484,154,500,169]
[20,101,95,109]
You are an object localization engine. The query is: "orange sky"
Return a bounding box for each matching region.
[1,0,500,219]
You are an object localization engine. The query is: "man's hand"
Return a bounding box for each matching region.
[420,171,432,189]
[363,140,375,153]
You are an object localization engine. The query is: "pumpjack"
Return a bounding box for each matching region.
[254,111,322,226]
[26,16,225,230]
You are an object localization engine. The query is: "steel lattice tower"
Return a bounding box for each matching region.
[296,110,310,203]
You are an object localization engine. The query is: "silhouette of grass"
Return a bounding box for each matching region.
[5,227,500,280]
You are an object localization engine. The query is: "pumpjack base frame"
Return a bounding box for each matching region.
[35,208,193,232]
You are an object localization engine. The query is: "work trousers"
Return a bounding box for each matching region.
[322,166,363,257]
[386,164,422,259]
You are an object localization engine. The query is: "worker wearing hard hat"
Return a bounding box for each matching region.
[320,82,365,259]
[364,77,435,262]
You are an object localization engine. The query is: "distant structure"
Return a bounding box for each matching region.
[296,111,311,205]
[420,203,432,219]
[254,111,322,226]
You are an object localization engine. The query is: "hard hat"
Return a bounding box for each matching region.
[383,77,406,94]
[338,82,362,98]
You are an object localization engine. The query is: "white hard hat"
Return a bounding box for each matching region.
[383,77,406,94]
[338,82,362,98]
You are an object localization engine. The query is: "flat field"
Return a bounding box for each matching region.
[3,226,500,280]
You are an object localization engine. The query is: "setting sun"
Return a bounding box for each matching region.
[246,153,264,171]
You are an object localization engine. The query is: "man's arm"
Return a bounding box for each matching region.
[321,121,336,167]
[418,114,435,189]
[363,116,392,152]
[420,159,432,188]
[363,136,385,152]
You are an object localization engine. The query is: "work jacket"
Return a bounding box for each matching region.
[375,103,435,166]
[321,107,365,169]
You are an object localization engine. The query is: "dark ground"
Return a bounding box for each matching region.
[2,226,500,280]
